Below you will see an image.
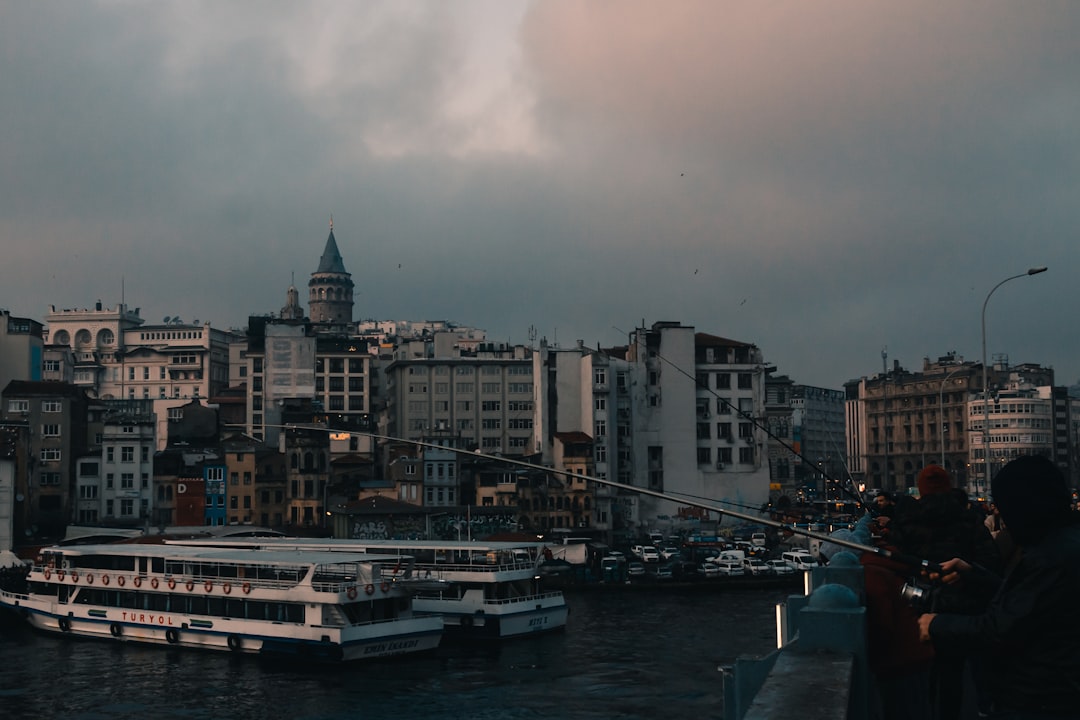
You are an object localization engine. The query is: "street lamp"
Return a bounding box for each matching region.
[939,365,964,467]
[981,266,1047,494]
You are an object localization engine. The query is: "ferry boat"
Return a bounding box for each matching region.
[0,543,443,661]
[166,537,569,640]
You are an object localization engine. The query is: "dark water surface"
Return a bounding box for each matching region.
[0,587,788,720]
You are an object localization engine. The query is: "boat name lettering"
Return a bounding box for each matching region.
[528,617,549,627]
[363,639,419,655]
[120,611,175,626]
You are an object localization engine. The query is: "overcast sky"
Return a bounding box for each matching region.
[2,1,1078,389]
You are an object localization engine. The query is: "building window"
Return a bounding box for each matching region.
[121,499,134,516]
[121,473,135,489]
[716,373,731,389]
[121,446,134,462]
[739,446,755,463]
[42,400,62,413]
[697,447,712,464]
[41,424,61,437]
[7,399,29,413]
[738,373,753,389]
[40,449,61,462]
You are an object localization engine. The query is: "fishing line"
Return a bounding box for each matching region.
[248,424,930,570]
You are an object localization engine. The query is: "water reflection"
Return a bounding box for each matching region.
[0,588,787,720]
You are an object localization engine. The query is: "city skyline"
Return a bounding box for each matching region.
[3,2,1079,390]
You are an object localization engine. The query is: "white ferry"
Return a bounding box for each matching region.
[0,543,443,662]
[167,537,569,640]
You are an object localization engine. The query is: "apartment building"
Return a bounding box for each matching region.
[0,381,89,537]
[0,309,44,391]
[44,301,239,449]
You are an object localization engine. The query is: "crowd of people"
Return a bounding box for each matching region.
[824,455,1079,720]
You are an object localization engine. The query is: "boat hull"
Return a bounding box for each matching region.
[1,589,443,662]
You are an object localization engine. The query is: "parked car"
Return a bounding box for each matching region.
[715,560,745,577]
[699,562,721,578]
[781,550,818,571]
[750,532,768,547]
[660,546,681,561]
[653,564,674,581]
[766,559,795,576]
[641,546,661,563]
[627,561,647,577]
[742,558,770,576]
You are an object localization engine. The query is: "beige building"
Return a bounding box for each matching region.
[44,301,239,449]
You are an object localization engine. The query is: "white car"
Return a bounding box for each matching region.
[766,559,795,576]
[715,560,745,577]
[699,562,721,578]
[660,546,681,561]
[641,546,661,563]
[742,558,770,576]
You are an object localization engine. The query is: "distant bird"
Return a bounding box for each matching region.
[694,269,698,274]
[398,264,402,269]
[740,299,746,305]
[681,173,685,177]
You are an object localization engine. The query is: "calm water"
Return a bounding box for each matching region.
[0,586,788,720]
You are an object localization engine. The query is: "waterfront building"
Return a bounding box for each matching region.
[845,354,1056,496]
[764,374,797,501]
[623,322,772,533]
[0,309,44,391]
[43,301,239,450]
[790,384,847,501]
[96,401,155,527]
[0,381,89,537]
[969,372,1056,499]
[381,335,535,457]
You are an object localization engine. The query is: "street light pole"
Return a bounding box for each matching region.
[939,365,964,467]
[981,266,1047,494]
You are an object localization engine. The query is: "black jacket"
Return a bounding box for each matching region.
[928,521,1080,715]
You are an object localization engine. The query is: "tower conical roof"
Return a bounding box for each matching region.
[316,229,348,274]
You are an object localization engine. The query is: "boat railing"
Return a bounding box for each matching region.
[475,590,563,606]
[30,563,330,593]
[380,560,536,576]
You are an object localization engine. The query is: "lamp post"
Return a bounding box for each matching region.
[939,365,964,467]
[981,266,1047,494]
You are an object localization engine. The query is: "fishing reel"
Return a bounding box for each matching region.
[899,578,943,613]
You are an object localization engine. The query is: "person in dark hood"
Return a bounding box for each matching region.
[918,455,1080,719]
[890,464,1000,719]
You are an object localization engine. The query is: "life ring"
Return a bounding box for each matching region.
[43,568,51,580]
[151,578,159,590]
[101,574,110,586]
[227,635,242,652]
[364,584,374,596]
[167,578,176,590]
[57,570,65,581]
[185,579,195,592]
[71,572,79,584]
[346,586,358,600]
[86,573,94,585]
[380,581,390,593]
[242,582,251,595]
[58,617,71,632]
[166,628,180,644]
[223,583,232,595]
[204,580,213,593]
[133,576,141,588]
[110,623,123,638]
[117,575,126,587]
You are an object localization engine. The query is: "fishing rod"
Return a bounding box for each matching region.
[265,424,934,572]
[614,325,870,512]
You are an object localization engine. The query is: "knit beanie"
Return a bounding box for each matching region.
[916,465,952,497]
